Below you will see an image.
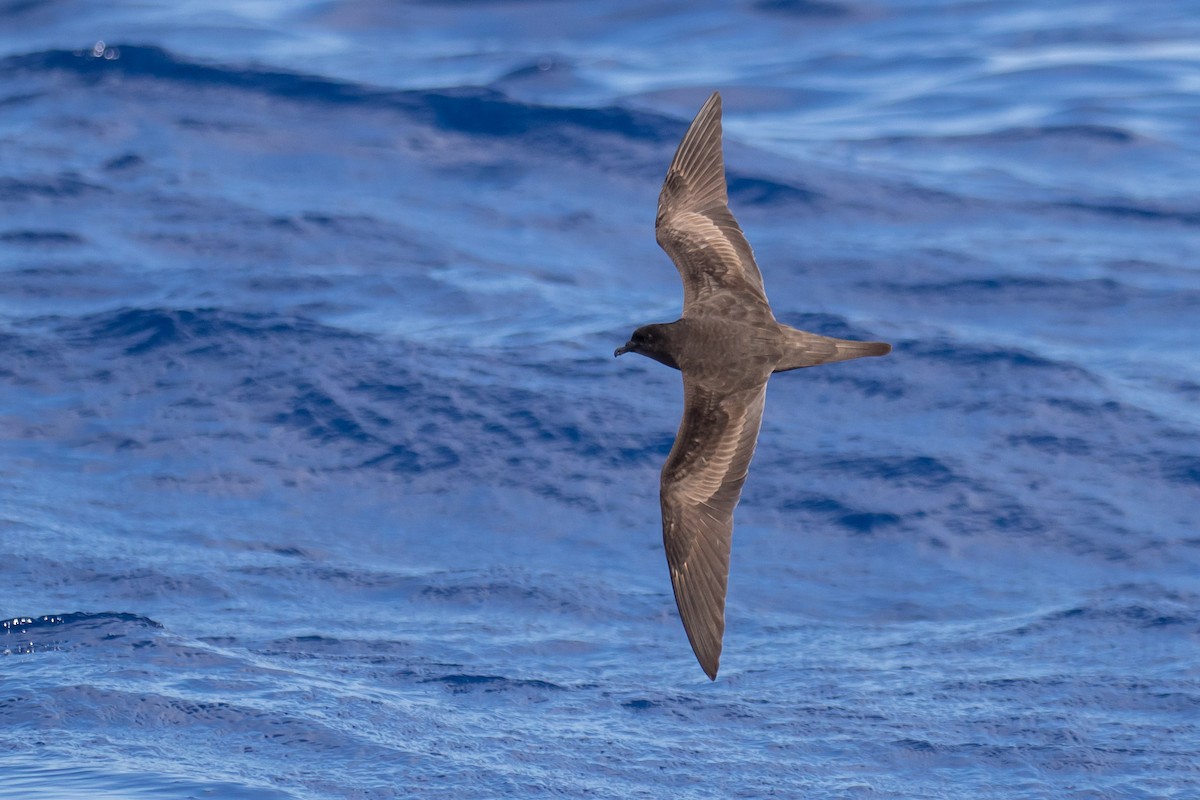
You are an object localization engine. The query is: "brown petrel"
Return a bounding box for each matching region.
[615,92,891,680]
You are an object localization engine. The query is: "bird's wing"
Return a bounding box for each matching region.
[660,376,768,680]
[656,91,772,319]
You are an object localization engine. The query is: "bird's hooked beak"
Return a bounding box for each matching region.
[614,342,632,357]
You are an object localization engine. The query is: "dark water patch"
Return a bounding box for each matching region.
[216,539,320,559]
[433,159,531,188]
[966,499,1045,537]
[0,262,131,303]
[939,672,1200,719]
[0,90,41,107]
[292,211,385,235]
[1011,601,1200,636]
[274,383,383,447]
[1158,454,1200,486]
[754,0,851,17]
[1005,124,1139,145]
[0,173,109,201]
[857,177,969,214]
[419,575,584,614]
[102,153,144,171]
[58,564,232,604]
[1165,379,1200,402]
[0,230,84,245]
[727,175,821,207]
[839,511,903,534]
[882,733,1138,776]
[1052,200,1200,226]
[779,492,911,536]
[882,275,1133,309]
[1049,604,1197,628]
[235,564,422,598]
[616,693,694,716]
[0,327,57,382]
[890,737,938,753]
[242,274,337,294]
[496,57,575,83]
[424,673,564,694]
[420,88,669,143]
[1007,432,1093,456]
[258,635,413,666]
[612,692,756,724]
[907,339,1092,378]
[782,493,851,515]
[1039,396,1183,439]
[813,369,906,400]
[412,0,562,5]
[622,698,658,711]
[360,441,461,473]
[874,124,1141,147]
[818,455,960,489]
[489,55,595,103]
[175,115,255,133]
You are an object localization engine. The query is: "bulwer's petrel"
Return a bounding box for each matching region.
[616,92,891,680]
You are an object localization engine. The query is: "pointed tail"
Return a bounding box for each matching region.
[773,325,891,373]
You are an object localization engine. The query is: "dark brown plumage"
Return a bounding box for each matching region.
[616,92,891,680]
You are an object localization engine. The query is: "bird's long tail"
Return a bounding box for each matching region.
[773,325,891,373]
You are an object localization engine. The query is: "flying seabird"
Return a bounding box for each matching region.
[615,92,891,680]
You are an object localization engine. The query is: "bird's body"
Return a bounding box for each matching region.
[616,92,891,680]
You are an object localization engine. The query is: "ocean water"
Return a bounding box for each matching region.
[2,1,1198,797]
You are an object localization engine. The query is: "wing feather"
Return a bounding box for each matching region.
[656,92,771,317]
[660,379,768,679]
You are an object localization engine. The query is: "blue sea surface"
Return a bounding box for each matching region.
[2,1,1199,797]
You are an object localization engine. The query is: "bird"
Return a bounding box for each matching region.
[615,91,891,680]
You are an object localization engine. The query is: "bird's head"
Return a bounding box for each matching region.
[614,323,680,369]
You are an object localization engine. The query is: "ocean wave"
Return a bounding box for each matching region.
[62,306,352,356]
[3,612,162,655]
[0,43,975,217]
[3,45,678,146]
[905,339,1095,375]
[1,305,660,505]
[423,673,565,693]
[867,124,1143,147]
[0,760,298,800]
[1050,199,1200,226]
[0,174,109,200]
[880,276,1134,308]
